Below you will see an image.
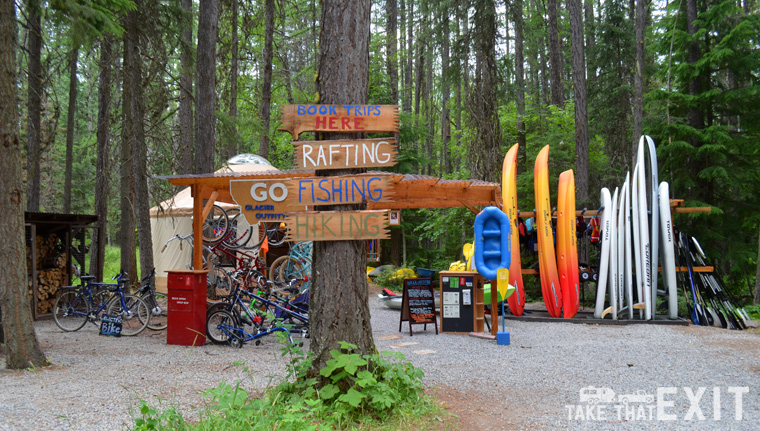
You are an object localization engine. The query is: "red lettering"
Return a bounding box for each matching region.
[341,117,350,129]
[316,116,327,128]
[354,118,364,130]
[329,116,338,129]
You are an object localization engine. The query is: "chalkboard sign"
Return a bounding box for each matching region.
[99,314,123,337]
[399,278,438,336]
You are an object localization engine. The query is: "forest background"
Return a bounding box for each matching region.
[16,0,760,304]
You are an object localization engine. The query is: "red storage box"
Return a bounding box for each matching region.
[166,270,208,346]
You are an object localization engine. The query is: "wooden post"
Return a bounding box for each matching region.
[192,184,203,270]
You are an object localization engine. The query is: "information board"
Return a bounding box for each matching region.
[399,278,438,336]
[439,271,484,333]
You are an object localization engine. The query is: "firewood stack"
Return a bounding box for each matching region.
[29,233,68,315]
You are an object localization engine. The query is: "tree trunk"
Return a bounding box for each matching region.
[404,0,413,115]
[0,1,47,369]
[584,0,595,81]
[685,0,702,135]
[63,46,78,213]
[386,0,398,105]
[399,0,406,110]
[90,37,113,282]
[547,0,564,106]
[310,0,374,378]
[178,0,194,175]
[258,0,274,159]
[513,0,527,173]
[441,12,450,174]
[126,3,154,289]
[120,34,137,288]
[227,0,239,160]
[568,0,589,205]
[468,0,502,183]
[195,0,220,174]
[755,227,760,304]
[632,0,645,150]
[26,0,42,212]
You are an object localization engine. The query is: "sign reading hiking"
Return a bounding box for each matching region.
[278,104,399,140]
[284,210,390,241]
[293,138,398,170]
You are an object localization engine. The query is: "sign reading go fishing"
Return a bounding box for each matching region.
[278,104,399,140]
[229,174,400,225]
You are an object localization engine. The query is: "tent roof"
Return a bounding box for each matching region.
[150,163,279,217]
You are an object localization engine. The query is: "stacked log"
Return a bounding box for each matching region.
[29,233,69,315]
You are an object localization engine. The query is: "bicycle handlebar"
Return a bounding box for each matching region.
[162,234,193,253]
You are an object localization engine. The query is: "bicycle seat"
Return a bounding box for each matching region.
[80,275,96,281]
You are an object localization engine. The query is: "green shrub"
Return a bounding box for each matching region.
[131,337,440,431]
[375,267,417,293]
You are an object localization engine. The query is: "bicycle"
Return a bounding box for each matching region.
[135,269,168,331]
[206,270,309,347]
[53,272,150,336]
[162,232,265,302]
[206,278,308,348]
[270,241,312,291]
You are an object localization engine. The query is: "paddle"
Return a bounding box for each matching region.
[675,231,705,325]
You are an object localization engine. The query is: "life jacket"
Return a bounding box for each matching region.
[589,217,601,243]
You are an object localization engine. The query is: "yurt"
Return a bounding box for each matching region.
[150,154,277,290]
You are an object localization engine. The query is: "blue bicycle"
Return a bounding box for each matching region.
[53,272,150,336]
[206,274,308,347]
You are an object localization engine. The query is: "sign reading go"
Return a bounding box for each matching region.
[230,180,293,224]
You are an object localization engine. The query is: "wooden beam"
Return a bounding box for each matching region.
[200,190,219,222]
[460,200,480,215]
[201,186,235,204]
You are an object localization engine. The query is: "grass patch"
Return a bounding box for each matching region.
[132,337,449,431]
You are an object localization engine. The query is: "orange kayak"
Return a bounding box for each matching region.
[557,170,579,318]
[502,144,526,316]
[534,145,562,317]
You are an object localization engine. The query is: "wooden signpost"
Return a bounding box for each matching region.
[284,174,399,208]
[278,104,399,140]
[293,138,398,170]
[230,179,293,224]
[399,278,438,336]
[230,175,400,224]
[284,210,390,242]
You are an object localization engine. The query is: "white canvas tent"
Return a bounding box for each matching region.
[150,155,277,289]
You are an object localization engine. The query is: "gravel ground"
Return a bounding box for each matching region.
[1,295,759,431]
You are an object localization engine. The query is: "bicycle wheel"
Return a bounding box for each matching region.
[222,209,254,249]
[277,256,305,281]
[106,294,150,336]
[265,222,288,247]
[145,291,168,331]
[53,290,89,332]
[207,309,238,345]
[268,255,291,281]
[202,205,230,244]
[207,267,232,302]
